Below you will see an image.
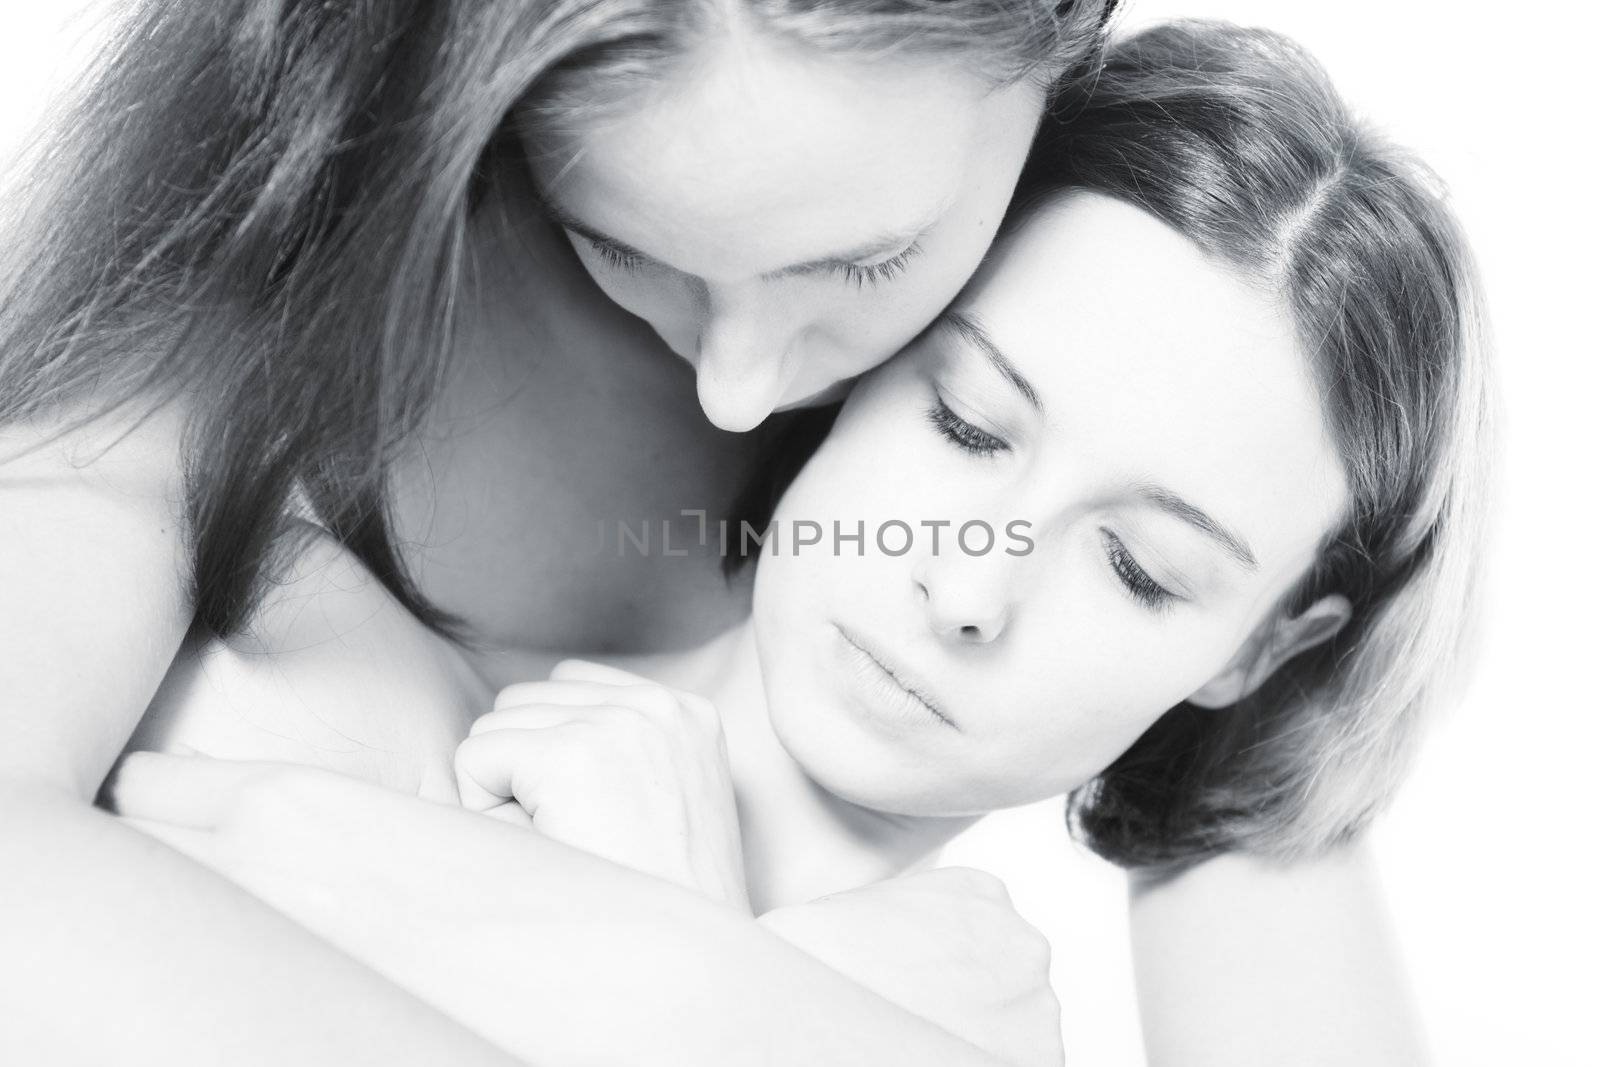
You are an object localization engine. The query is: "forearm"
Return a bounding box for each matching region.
[1128,843,1429,1067]
[97,748,1019,1066]
[316,823,1013,1067]
[0,779,521,1067]
[618,909,1016,1067]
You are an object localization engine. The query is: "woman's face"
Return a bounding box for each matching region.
[527,34,1046,432]
[752,192,1350,817]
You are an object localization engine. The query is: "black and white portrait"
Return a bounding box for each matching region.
[0,1,1585,1063]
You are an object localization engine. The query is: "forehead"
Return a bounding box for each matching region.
[535,36,1042,277]
[963,192,1347,563]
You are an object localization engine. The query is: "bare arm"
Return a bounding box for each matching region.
[2,411,1016,1066]
[0,409,522,1065]
[113,752,1034,1067]
[1129,842,1429,1067]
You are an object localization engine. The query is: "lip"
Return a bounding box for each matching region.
[833,623,960,731]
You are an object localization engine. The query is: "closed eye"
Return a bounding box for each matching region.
[1100,529,1178,612]
[828,242,924,289]
[575,226,922,290]
[578,234,648,272]
[926,396,1009,457]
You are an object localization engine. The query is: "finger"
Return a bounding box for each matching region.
[454,728,567,813]
[472,701,616,738]
[477,800,535,829]
[549,658,653,686]
[549,661,713,725]
[493,679,626,714]
[488,683,693,735]
[102,750,256,829]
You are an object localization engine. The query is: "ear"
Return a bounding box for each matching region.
[1186,594,1352,710]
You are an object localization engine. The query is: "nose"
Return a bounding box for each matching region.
[694,286,803,432]
[912,550,1014,645]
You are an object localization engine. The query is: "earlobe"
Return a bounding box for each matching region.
[1186,594,1352,710]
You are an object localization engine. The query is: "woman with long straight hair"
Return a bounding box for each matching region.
[0,1,1117,1062]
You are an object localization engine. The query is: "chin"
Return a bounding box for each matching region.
[764,694,971,818]
[802,763,953,819]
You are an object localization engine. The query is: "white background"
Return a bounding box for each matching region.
[2,2,1593,1063]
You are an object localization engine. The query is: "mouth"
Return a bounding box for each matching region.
[834,623,960,731]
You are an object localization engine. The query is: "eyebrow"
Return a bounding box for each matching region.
[936,311,1258,570]
[938,311,1043,411]
[540,194,936,277]
[1135,484,1259,570]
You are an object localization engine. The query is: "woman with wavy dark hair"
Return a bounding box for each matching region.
[0,1,1118,1062]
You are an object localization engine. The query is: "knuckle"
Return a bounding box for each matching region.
[468,709,507,737]
[1039,982,1062,1019]
[680,692,723,734]
[549,658,589,678]
[1019,926,1053,975]
[610,712,669,763]
[669,687,711,716]
[595,703,651,735]
[492,683,540,713]
[453,732,492,772]
[625,684,681,719]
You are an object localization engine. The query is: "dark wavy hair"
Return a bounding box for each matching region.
[0,0,1116,641]
[1006,21,1494,866]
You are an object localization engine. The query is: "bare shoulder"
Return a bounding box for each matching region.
[1129,842,1427,1067]
[135,522,490,799]
[0,395,187,495]
[0,398,192,793]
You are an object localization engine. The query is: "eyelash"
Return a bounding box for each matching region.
[831,242,923,289]
[579,235,923,289]
[926,397,1009,457]
[585,239,647,273]
[1101,530,1176,611]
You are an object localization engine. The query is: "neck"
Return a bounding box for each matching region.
[622,623,979,913]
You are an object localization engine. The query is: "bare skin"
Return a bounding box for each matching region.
[126,194,1429,1067]
[0,21,1426,1066]
[388,166,772,656]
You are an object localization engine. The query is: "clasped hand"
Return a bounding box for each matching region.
[455,658,750,910]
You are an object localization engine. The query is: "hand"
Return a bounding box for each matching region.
[759,868,1063,1067]
[455,659,749,909]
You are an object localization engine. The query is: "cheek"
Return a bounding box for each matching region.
[799,389,946,522]
[753,395,919,615]
[980,609,1249,793]
[572,252,693,332]
[945,652,1190,809]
